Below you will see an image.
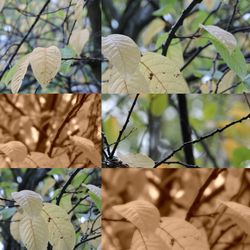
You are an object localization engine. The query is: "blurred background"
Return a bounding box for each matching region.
[102,94,250,167]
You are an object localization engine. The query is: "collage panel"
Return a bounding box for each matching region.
[0,0,101,93]
[0,168,101,249]
[0,94,101,168]
[102,0,249,94]
[102,168,250,250]
[102,94,250,168]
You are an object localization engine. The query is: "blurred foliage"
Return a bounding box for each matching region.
[102,168,250,250]
[0,168,101,249]
[102,94,250,167]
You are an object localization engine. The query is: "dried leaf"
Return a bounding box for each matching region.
[70,136,101,167]
[113,200,160,236]
[0,141,28,162]
[156,217,209,250]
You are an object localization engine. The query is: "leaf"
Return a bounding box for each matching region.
[130,230,168,250]
[84,184,101,211]
[70,136,101,167]
[30,46,61,86]
[12,190,43,217]
[69,28,89,56]
[42,203,75,250]
[232,147,250,167]
[0,141,28,162]
[9,55,30,93]
[221,201,250,234]
[0,0,5,12]
[102,34,141,79]
[60,46,77,74]
[200,25,247,79]
[199,25,237,52]
[19,215,49,250]
[10,211,24,242]
[107,67,149,93]
[73,0,84,21]
[117,152,155,168]
[103,116,120,144]
[156,217,209,250]
[150,95,168,116]
[142,19,166,46]
[113,200,160,236]
[140,52,190,93]
[0,207,16,220]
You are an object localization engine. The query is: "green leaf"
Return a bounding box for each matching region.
[103,116,120,144]
[150,95,168,116]
[0,207,16,220]
[203,32,247,79]
[232,147,250,167]
[60,46,77,74]
[1,57,27,85]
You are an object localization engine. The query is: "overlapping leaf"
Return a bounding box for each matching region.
[19,215,49,250]
[130,230,168,250]
[140,52,190,93]
[0,141,28,162]
[12,190,43,217]
[156,217,209,250]
[108,67,148,93]
[102,34,141,79]
[113,200,160,236]
[70,135,101,167]
[221,201,250,234]
[42,203,75,250]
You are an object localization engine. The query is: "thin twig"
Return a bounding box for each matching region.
[154,113,250,167]
[109,94,140,158]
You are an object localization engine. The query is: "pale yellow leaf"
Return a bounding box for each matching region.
[0,141,28,162]
[140,52,190,93]
[19,215,49,250]
[12,190,43,217]
[199,25,237,52]
[10,56,30,93]
[108,66,149,93]
[30,46,61,86]
[42,203,75,250]
[70,136,101,167]
[102,34,141,79]
[142,19,166,46]
[221,201,250,234]
[117,152,155,168]
[156,217,209,250]
[69,28,89,56]
[113,200,160,236]
[130,230,168,250]
[84,184,101,198]
[73,0,84,21]
[10,211,24,242]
